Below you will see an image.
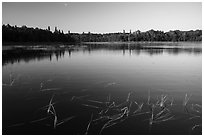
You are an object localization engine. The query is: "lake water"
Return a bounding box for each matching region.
[2,42,202,135]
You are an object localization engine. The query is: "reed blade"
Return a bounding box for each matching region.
[126,92,132,102]
[183,93,192,106]
[192,124,201,131]
[57,116,76,126]
[189,115,200,120]
[30,116,51,123]
[40,88,61,92]
[88,99,104,104]
[82,104,100,109]
[147,90,151,105]
[53,115,58,129]
[154,115,175,124]
[85,113,93,135]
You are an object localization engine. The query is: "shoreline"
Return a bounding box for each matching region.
[2,42,78,46]
[2,41,202,46]
[82,41,202,45]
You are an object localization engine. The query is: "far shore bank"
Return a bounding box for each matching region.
[2,42,78,46]
[2,41,202,47]
[82,41,202,45]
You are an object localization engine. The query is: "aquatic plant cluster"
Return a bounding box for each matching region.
[2,24,202,44]
[3,74,202,135]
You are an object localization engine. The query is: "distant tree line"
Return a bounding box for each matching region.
[2,24,75,43]
[71,29,202,42]
[2,24,202,44]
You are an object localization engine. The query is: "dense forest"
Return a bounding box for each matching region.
[2,24,75,43]
[2,24,202,44]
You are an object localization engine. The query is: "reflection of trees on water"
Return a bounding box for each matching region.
[2,45,202,66]
[55,50,65,61]
[86,44,202,56]
[3,47,66,66]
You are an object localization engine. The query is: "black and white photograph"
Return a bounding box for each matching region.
[2,1,202,135]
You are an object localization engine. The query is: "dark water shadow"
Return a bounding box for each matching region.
[2,43,202,66]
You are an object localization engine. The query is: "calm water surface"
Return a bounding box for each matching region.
[2,42,202,135]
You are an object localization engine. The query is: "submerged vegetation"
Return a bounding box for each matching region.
[2,24,202,44]
[3,73,202,135]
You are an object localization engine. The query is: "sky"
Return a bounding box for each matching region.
[2,2,202,33]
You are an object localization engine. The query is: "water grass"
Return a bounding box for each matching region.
[7,122,25,128]
[70,95,90,101]
[132,111,150,117]
[37,102,58,113]
[191,124,201,131]
[30,116,52,123]
[82,91,198,134]
[85,113,93,135]
[99,107,128,134]
[147,103,175,133]
[47,94,55,113]
[189,115,201,120]
[87,99,105,104]
[99,101,116,115]
[6,88,201,134]
[170,97,174,106]
[40,88,61,92]
[127,101,132,116]
[92,116,110,124]
[158,95,168,107]
[81,104,100,109]
[53,115,58,129]
[133,101,144,114]
[126,92,132,102]
[44,94,59,129]
[114,92,132,109]
[191,104,202,113]
[153,115,174,124]
[36,98,75,128]
[56,116,76,126]
[147,90,151,105]
[183,93,192,106]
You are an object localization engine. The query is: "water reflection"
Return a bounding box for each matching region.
[2,43,202,66]
[2,43,202,135]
